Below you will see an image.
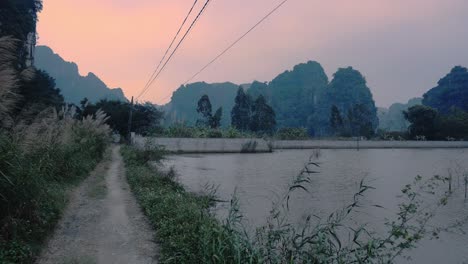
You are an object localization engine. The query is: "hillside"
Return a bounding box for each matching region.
[378,98,422,132]
[423,66,468,114]
[35,46,127,104]
[165,82,239,126]
[164,61,379,136]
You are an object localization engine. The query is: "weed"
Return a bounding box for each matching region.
[122,146,463,263]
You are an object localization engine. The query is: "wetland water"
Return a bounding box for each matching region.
[164,149,468,263]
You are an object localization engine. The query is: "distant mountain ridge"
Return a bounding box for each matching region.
[165,61,379,136]
[35,46,127,104]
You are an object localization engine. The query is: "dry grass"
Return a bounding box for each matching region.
[0,36,21,128]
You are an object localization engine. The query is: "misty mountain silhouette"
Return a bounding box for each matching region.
[35,46,127,104]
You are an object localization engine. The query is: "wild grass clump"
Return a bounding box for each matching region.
[121,146,218,263]
[276,127,310,140]
[0,107,110,264]
[151,123,257,139]
[122,146,459,264]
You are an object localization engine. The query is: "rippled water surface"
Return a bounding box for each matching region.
[164,149,468,263]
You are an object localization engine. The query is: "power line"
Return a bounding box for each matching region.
[182,0,289,85]
[157,0,290,105]
[137,0,212,100]
[140,0,199,95]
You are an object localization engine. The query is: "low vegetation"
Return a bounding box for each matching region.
[122,146,460,264]
[0,35,111,263]
[276,127,310,140]
[0,108,110,263]
[150,124,256,139]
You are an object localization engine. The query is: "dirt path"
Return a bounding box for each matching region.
[38,145,158,264]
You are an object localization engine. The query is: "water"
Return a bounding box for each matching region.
[163,149,468,263]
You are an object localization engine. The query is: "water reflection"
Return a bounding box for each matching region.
[163,149,468,264]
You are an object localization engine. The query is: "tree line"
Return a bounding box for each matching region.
[195,87,276,134]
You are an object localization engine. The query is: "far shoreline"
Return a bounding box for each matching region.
[132,135,468,154]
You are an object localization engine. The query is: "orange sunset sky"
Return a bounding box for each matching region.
[37,0,468,106]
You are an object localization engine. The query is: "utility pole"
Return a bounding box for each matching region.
[127,96,134,144]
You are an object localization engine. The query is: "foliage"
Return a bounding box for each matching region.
[121,146,218,263]
[210,107,223,129]
[376,130,409,141]
[378,98,422,132]
[246,81,269,101]
[250,95,276,134]
[329,105,344,136]
[276,127,309,140]
[196,94,213,126]
[14,69,64,120]
[314,67,379,136]
[122,146,458,264]
[436,109,468,140]
[346,103,376,138]
[0,36,63,126]
[0,0,42,68]
[404,105,439,140]
[165,82,238,127]
[82,99,164,138]
[0,3,111,263]
[404,105,468,140]
[151,124,255,139]
[231,87,252,131]
[0,108,110,264]
[423,66,468,114]
[165,62,380,137]
[0,36,21,128]
[195,95,223,129]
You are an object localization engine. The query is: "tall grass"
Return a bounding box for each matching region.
[0,36,21,128]
[0,107,110,263]
[122,146,458,264]
[0,37,111,262]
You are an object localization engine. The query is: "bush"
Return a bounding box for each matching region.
[276,127,309,140]
[154,124,256,139]
[376,130,409,140]
[0,107,110,264]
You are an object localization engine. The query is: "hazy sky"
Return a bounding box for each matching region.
[37,0,468,107]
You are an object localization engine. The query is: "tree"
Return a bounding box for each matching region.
[196,94,212,127]
[82,100,164,137]
[330,105,343,136]
[14,69,64,121]
[250,95,276,134]
[314,67,378,136]
[231,87,252,131]
[210,107,222,129]
[0,0,43,68]
[436,109,468,139]
[404,105,438,139]
[346,104,375,138]
[167,82,238,126]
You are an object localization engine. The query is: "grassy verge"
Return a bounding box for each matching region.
[121,146,239,263]
[0,111,110,264]
[122,146,459,264]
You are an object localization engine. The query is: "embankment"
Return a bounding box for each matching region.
[132,135,272,153]
[132,135,468,153]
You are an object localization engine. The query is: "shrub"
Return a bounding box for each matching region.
[0,107,110,264]
[276,127,309,140]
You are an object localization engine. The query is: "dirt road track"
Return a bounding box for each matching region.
[37,145,158,264]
